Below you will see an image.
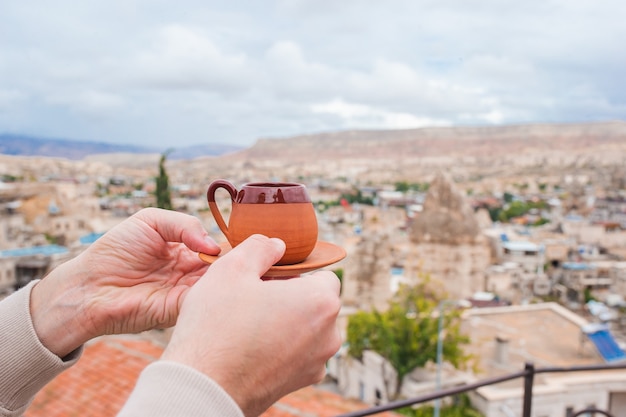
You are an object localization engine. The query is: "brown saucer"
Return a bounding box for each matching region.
[198,240,347,278]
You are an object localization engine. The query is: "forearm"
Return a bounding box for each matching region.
[0,281,82,416]
[29,254,95,358]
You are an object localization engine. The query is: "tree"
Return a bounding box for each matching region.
[346,281,471,399]
[156,150,173,210]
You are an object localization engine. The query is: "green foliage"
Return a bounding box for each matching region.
[487,207,501,222]
[498,201,527,221]
[346,283,470,397]
[584,287,596,303]
[340,189,375,205]
[1,174,20,182]
[334,268,344,294]
[498,200,548,223]
[44,233,58,244]
[316,200,338,212]
[397,394,484,417]
[394,181,430,192]
[156,150,173,210]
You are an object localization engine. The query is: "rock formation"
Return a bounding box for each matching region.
[410,172,480,245]
[341,231,395,311]
[406,172,491,300]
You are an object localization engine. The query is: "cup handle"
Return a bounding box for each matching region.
[207,180,238,244]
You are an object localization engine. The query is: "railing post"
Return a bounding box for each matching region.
[522,362,535,417]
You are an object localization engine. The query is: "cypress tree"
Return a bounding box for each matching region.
[156,150,173,210]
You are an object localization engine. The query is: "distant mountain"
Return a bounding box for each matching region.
[238,121,626,161]
[167,144,243,160]
[0,134,243,160]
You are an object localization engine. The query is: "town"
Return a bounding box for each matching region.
[2,122,626,417]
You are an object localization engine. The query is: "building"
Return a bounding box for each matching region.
[0,244,72,297]
[462,303,626,417]
[499,240,545,273]
[330,302,626,417]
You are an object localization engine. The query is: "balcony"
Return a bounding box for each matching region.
[336,361,626,417]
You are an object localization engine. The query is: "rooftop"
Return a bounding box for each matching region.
[0,244,69,258]
[463,303,599,373]
[460,302,614,393]
[501,240,540,252]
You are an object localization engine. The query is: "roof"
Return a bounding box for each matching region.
[264,385,397,417]
[562,262,594,270]
[79,232,105,245]
[582,323,626,362]
[25,333,390,417]
[502,240,540,252]
[0,244,69,258]
[461,303,602,388]
[26,336,163,417]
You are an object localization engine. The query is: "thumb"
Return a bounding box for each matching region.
[210,234,286,280]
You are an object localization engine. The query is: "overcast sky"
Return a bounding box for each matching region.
[1,0,625,149]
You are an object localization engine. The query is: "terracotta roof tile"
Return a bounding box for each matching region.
[268,386,398,417]
[26,336,162,417]
[24,334,391,417]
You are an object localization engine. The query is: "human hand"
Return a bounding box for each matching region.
[161,234,342,417]
[30,208,220,357]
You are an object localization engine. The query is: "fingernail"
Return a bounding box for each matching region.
[269,237,286,252]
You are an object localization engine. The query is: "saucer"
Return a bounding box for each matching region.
[198,240,347,278]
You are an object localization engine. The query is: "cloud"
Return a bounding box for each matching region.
[125,24,253,93]
[311,98,450,129]
[0,90,28,110]
[45,90,126,115]
[264,41,338,100]
[2,0,626,147]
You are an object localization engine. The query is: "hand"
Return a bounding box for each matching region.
[161,235,342,417]
[30,208,220,357]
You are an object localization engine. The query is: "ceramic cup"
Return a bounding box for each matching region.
[207,179,318,265]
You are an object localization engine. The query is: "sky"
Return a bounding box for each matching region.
[1,0,626,150]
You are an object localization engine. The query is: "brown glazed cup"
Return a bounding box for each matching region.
[207,180,318,265]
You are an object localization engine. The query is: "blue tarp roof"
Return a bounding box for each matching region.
[0,244,69,258]
[583,323,626,362]
[79,232,105,245]
[563,262,594,271]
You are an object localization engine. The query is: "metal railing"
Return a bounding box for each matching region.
[335,361,626,417]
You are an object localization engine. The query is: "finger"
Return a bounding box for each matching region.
[211,234,286,280]
[301,270,341,295]
[136,208,220,254]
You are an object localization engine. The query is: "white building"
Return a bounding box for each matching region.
[331,303,626,417]
[500,240,545,273]
[463,303,626,417]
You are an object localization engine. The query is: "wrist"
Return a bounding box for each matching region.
[30,255,94,358]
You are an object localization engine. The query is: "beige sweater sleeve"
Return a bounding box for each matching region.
[0,282,244,417]
[117,361,245,417]
[0,281,82,417]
